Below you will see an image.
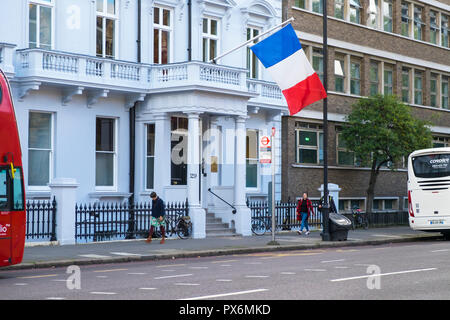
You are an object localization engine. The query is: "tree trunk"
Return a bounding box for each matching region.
[366,161,379,215]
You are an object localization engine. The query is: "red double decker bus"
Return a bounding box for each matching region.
[0,69,26,267]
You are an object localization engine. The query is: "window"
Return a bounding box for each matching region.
[413,6,424,41]
[312,48,324,83]
[153,6,171,64]
[96,0,117,58]
[296,127,324,164]
[367,0,379,29]
[29,0,53,50]
[430,74,438,107]
[430,10,439,45]
[0,169,6,209]
[247,27,260,79]
[294,0,306,8]
[442,14,449,48]
[414,70,423,105]
[401,2,411,37]
[350,61,360,95]
[146,124,155,190]
[312,0,323,13]
[349,0,361,24]
[443,76,449,109]
[96,118,116,188]
[28,112,52,187]
[202,18,219,62]
[335,0,345,19]
[369,61,379,96]
[246,129,258,188]
[171,117,188,185]
[337,133,356,166]
[339,199,365,212]
[383,0,393,32]
[433,136,450,148]
[401,68,411,103]
[0,168,24,211]
[334,59,345,92]
[383,64,393,95]
[373,199,397,211]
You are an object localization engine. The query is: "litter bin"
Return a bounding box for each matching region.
[329,212,352,241]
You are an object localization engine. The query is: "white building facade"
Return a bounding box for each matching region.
[0,0,287,240]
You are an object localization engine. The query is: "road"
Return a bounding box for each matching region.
[1,239,450,300]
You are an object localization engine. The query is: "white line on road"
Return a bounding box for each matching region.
[280,272,296,275]
[244,262,262,265]
[154,273,193,280]
[110,252,142,256]
[334,266,350,269]
[245,275,269,278]
[90,292,117,295]
[179,289,268,300]
[128,273,147,275]
[220,265,232,267]
[431,249,450,253]
[14,283,28,286]
[371,234,402,238]
[189,266,208,269]
[330,268,438,282]
[46,297,66,300]
[304,269,327,272]
[139,288,157,290]
[321,259,345,263]
[79,254,112,259]
[216,279,233,282]
[175,283,200,286]
[161,269,176,272]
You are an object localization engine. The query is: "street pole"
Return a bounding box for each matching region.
[321,0,331,241]
[268,127,279,246]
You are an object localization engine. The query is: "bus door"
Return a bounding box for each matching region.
[0,167,12,265]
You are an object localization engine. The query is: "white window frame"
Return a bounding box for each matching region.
[95,117,118,191]
[295,128,324,165]
[145,123,156,191]
[28,0,55,50]
[245,129,260,191]
[442,75,449,109]
[202,17,220,63]
[27,111,54,190]
[246,26,261,79]
[413,69,424,105]
[96,0,119,59]
[153,5,173,64]
[372,197,398,212]
[339,198,366,212]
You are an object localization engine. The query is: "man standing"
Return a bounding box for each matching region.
[296,192,314,235]
[146,192,166,244]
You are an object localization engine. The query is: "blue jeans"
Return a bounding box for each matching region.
[300,212,309,232]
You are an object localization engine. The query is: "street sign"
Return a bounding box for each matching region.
[259,135,271,164]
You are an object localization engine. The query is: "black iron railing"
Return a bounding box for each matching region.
[75,199,189,242]
[208,188,236,214]
[26,197,57,241]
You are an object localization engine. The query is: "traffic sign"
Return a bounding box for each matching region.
[259,135,272,164]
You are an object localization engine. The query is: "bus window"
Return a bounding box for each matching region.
[0,169,7,209]
[11,168,24,211]
[412,153,450,178]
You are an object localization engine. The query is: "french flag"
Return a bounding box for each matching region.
[250,24,327,116]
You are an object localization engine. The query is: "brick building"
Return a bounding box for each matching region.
[281,0,450,212]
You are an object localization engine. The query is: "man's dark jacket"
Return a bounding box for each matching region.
[152,197,166,218]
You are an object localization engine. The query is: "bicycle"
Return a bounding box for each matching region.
[251,209,274,236]
[164,211,193,239]
[351,206,369,230]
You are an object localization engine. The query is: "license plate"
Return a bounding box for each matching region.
[429,220,444,225]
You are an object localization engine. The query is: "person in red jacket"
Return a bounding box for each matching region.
[296,192,314,235]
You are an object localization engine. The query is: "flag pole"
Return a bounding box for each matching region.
[209,17,295,64]
[321,0,331,241]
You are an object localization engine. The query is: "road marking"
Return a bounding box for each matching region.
[371,234,401,238]
[79,254,112,259]
[14,283,28,286]
[110,252,142,256]
[321,259,345,263]
[280,272,296,275]
[330,268,438,282]
[90,292,117,295]
[46,297,66,300]
[175,283,200,286]
[336,249,359,252]
[139,288,157,290]
[245,275,269,278]
[18,274,58,279]
[189,266,208,269]
[128,273,147,275]
[179,289,269,300]
[216,279,233,282]
[156,264,186,268]
[93,268,128,273]
[259,252,323,259]
[334,266,350,269]
[431,249,450,253]
[154,273,193,280]
[96,276,108,278]
[304,269,327,272]
[244,262,262,265]
[220,264,232,267]
[161,269,176,272]
[211,259,238,264]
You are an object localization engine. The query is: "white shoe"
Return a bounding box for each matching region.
[297,230,302,235]
[305,231,310,235]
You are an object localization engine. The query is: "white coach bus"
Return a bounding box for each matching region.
[408,147,450,239]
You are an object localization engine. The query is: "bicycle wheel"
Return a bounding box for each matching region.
[176,219,192,239]
[251,218,266,236]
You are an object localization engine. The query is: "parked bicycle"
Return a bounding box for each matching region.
[352,206,369,230]
[251,209,275,236]
[164,211,193,239]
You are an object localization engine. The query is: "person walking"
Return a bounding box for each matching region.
[146,192,166,244]
[296,192,314,235]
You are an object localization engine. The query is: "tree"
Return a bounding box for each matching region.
[340,94,432,214]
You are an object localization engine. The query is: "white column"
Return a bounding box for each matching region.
[272,112,283,201]
[49,178,79,245]
[234,115,252,236]
[207,117,220,207]
[186,112,206,238]
[153,113,171,198]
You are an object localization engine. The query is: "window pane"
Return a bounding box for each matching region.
[147,124,155,156]
[161,30,169,64]
[299,149,317,164]
[96,16,103,56]
[105,18,114,58]
[385,199,393,209]
[339,151,355,165]
[146,157,154,189]
[202,38,208,62]
[295,0,306,8]
[96,118,114,152]
[153,29,159,63]
[96,153,114,186]
[246,130,258,159]
[39,5,52,49]
[28,150,50,186]
[97,0,103,12]
[210,19,217,35]
[29,113,51,149]
[202,18,208,33]
[107,0,115,15]
[246,159,258,188]
[312,0,323,13]
[299,131,317,146]
[12,169,24,210]
[335,0,344,19]
[29,4,37,48]
[0,170,7,209]
[154,7,160,24]
[383,0,393,32]
[209,39,217,61]
[163,9,170,26]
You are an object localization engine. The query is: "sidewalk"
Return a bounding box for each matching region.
[6,226,444,270]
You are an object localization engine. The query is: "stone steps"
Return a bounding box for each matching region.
[205,212,237,237]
